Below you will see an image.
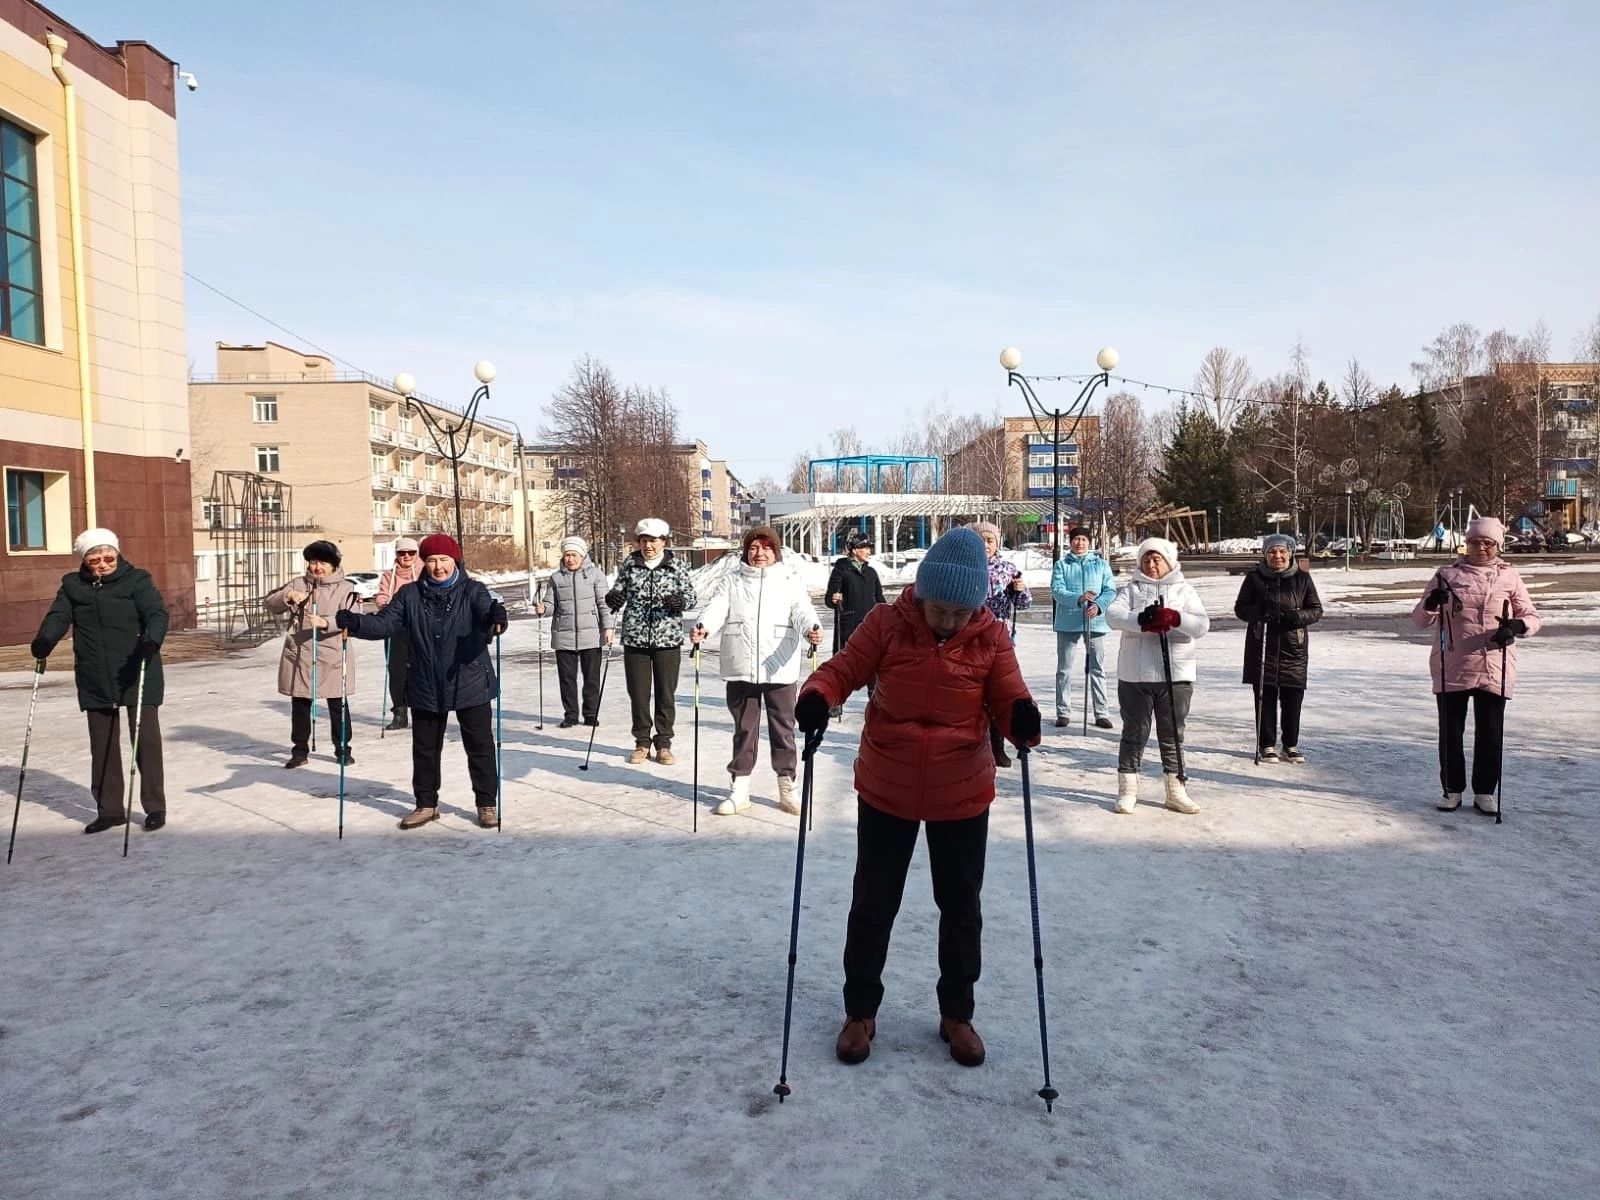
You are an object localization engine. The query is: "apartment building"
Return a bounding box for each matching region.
[189,342,521,593]
[946,414,1102,541]
[1,4,191,642]
[1493,361,1598,531]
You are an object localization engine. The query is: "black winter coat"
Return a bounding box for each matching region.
[1233,564,1323,690]
[825,556,886,647]
[35,559,169,709]
[344,572,499,712]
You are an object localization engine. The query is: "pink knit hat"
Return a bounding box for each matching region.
[1465,516,1505,546]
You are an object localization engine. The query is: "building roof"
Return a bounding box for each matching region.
[770,494,1056,526]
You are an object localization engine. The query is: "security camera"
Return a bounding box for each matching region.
[175,447,185,461]
[179,72,198,92]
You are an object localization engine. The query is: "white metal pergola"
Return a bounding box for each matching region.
[769,494,1056,558]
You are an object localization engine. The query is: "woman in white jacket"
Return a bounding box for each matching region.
[690,526,823,816]
[1106,537,1210,815]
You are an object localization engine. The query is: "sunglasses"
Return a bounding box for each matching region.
[84,554,117,566]
[395,550,417,557]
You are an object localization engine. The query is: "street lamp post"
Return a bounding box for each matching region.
[999,346,1119,565]
[497,415,538,595]
[393,361,497,558]
[1344,484,1353,572]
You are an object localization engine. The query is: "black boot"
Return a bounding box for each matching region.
[85,815,121,834]
[385,709,409,731]
[558,717,578,729]
[284,750,309,769]
[143,813,166,831]
[336,748,355,766]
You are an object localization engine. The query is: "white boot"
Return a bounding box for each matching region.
[1163,773,1199,815]
[1437,791,1462,811]
[1114,772,1138,815]
[714,775,752,816]
[776,775,802,816]
[1473,792,1498,815]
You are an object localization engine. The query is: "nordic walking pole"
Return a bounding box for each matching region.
[808,625,820,832]
[1252,620,1264,765]
[337,631,349,840]
[6,659,45,865]
[579,644,613,772]
[1496,597,1509,826]
[496,630,504,831]
[1080,597,1092,736]
[691,633,701,832]
[121,659,149,858]
[1017,741,1060,1112]
[535,581,545,731]
[309,598,320,755]
[774,726,824,1103]
[380,637,391,740]
[1157,594,1187,783]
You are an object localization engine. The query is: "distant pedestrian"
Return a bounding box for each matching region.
[606,518,696,765]
[824,534,886,717]
[536,536,614,728]
[264,540,359,768]
[376,535,422,730]
[1233,534,1323,762]
[1049,526,1116,729]
[1410,516,1541,814]
[971,521,1030,766]
[30,529,170,834]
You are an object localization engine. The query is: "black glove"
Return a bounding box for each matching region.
[334,609,360,632]
[488,601,509,635]
[1010,697,1042,746]
[1423,583,1451,612]
[661,593,686,616]
[1136,601,1162,631]
[605,589,625,614]
[29,636,51,661]
[795,690,831,734]
[1490,616,1527,648]
[137,638,161,661]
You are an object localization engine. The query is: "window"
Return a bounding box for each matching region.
[251,395,279,423]
[399,456,414,477]
[259,495,283,516]
[400,501,415,519]
[370,406,386,427]
[6,468,45,548]
[201,499,223,526]
[2,120,44,345]
[372,453,387,475]
[256,446,280,473]
[372,500,385,518]
[399,413,413,434]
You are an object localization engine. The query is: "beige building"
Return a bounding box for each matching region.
[0,4,191,643]
[189,342,522,599]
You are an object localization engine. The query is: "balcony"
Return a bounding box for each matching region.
[1546,478,1580,499]
[369,426,396,445]
[396,475,422,494]
[371,473,397,491]
[373,516,396,533]
[398,431,421,449]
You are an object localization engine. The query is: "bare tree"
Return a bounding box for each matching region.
[1085,392,1156,538]
[1411,322,1484,441]
[540,356,631,570]
[1574,310,1600,364]
[943,412,1008,498]
[619,385,693,541]
[786,451,811,493]
[749,473,780,497]
[1341,357,1376,409]
[1192,347,1255,430]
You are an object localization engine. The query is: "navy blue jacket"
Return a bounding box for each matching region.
[344,571,499,712]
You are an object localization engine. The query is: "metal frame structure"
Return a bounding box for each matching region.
[804,455,943,553]
[771,494,1054,559]
[203,470,296,645]
[1004,368,1112,561]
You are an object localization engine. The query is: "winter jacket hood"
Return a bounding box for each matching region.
[1050,551,1116,634]
[800,586,1038,822]
[694,559,820,684]
[265,570,360,699]
[35,558,169,710]
[1106,565,1210,684]
[342,570,500,711]
[1410,558,1540,697]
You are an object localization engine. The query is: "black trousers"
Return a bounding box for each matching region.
[1437,689,1506,795]
[291,697,348,753]
[387,636,409,716]
[412,702,498,808]
[843,798,988,1021]
[623,646,679,749]
[85,706,165,821]
[1256,684,1305,749]
[557,648,603,722]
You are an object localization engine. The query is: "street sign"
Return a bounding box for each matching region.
[1267,511,1290,522]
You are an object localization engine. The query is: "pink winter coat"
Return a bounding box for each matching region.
[1410,559,1541,698]
[376,558,421,607]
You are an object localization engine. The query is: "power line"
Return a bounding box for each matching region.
[185,271,367,374]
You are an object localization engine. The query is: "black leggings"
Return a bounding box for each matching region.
[1436,689,1505,796]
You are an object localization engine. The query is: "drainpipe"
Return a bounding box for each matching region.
[46,32,97,525]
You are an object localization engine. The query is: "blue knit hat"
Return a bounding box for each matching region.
[915,527,990,609]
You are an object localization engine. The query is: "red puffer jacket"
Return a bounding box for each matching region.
[800,586,1037,822]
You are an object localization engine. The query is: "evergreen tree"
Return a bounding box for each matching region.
[1155,401,1248,532]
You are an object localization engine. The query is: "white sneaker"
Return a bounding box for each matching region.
[1163,773,1199,815]
[1473,792,1499,815]
[1437,792,1463,811]
[1114,772,1138,814]
[714,776,752,816]
[776,775,802,816]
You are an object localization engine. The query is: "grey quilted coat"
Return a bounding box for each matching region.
[544,559,614,651]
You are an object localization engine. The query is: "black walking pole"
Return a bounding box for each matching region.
[1081,599,1092,736]
[808,626,820,832]
[579,644,614,772]
[691,634,701,832]
[1496,598,1509,826]
[380,637,390,740]
[773,726,825,1103]
[1017,741,1060,1112]
[121,660,149,858]
[1157,596,1187,783]
[6,659,45,865]
[1251,620,1265,765]
[535,581,546,731]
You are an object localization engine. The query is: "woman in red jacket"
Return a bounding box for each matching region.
[797,526,1041,1070]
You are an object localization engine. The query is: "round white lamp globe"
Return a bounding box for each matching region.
[474,360,497,385]
[1096,347,1120,372]
[393,372,417,397]
[999,346,1023,371]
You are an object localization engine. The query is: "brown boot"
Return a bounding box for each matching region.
[836,1017,876,1065]
[398,806,438,830]
[477,806,499,829]
[939,1017,986,1067]
[654,747,676,766]
[627,746,649,765]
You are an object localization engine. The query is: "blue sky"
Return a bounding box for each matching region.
[69,0,1600,483]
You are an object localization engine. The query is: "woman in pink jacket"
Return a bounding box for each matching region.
[1411,516,1541,814]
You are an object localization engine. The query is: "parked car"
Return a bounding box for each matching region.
[348,571,381,601]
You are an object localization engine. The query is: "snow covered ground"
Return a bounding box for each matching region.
[3,608,1598,1199]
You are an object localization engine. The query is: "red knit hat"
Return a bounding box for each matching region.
[419,533,463,562]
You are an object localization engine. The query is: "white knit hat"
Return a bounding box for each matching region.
[73,527,120,560]
[635,518,670,538]
[1136,537,1179,572]
[560,536,588,556]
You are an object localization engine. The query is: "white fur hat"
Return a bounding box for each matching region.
[73,527,120,560]
[635,518,670,539]
[1136,537,1179,572]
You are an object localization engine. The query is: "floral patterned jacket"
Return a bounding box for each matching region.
[984,555,1033,623]
[607,549,696,649]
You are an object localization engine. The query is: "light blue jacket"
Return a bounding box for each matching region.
[1050,552,1116,634]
